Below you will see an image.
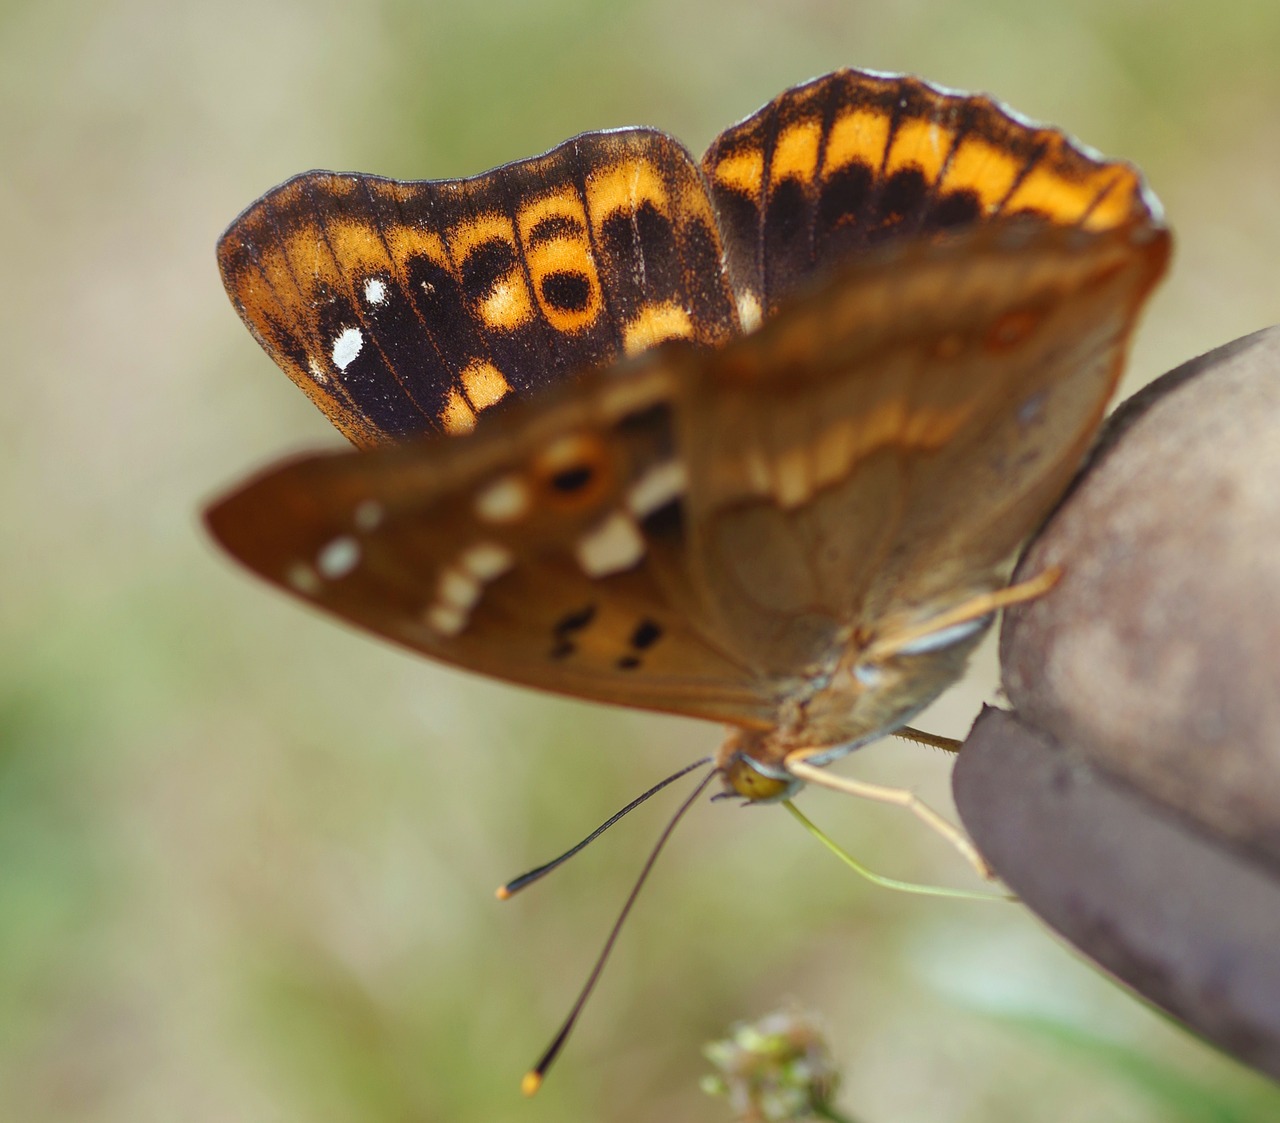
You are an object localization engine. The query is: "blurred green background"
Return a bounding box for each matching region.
[4,0,1280,1120]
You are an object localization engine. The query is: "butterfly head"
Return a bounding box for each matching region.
[715,605,996,802]
[717,733,799,803]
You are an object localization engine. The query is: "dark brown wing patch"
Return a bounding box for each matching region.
[218,131,739,448]
[702,69,1157,321]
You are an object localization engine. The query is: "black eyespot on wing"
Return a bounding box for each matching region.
[461,239,519,302]
[528,214,585,245]
[540,271,593,314]
[596,200,681,313]
[630,619,663,650]
[928,188,983,229]
[817,161,874,235]
[554,603,597,635]
[871,166,930,237]
[550,603,595,661]
[633,200,678,253]
[594,209,627,260]
[550,465,594,493]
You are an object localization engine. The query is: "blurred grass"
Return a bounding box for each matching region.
[3,0,1280,1120]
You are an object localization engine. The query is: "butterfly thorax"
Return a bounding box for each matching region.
[716,617,989,802]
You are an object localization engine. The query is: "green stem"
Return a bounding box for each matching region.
[782,801,1016,903]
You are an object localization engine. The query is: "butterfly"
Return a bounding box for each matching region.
[207,68,1169,870]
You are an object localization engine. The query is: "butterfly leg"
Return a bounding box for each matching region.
[864,565,1062,663]
[894,726,962,753]
[784,751,994,880]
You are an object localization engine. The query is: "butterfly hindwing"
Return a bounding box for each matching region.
[217,131,740,447]
[702,69,1155,323]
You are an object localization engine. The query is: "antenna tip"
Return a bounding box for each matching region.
[521,1070,543,1097]
[495,885,512,900]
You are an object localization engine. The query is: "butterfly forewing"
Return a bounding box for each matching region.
[217,130,740,447]
[206,356,784,727]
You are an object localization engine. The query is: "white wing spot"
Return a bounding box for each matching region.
[423,542,513,637]
[737,291,763,333]
[331,327,364,371]
[354,499,384,532]
[475,475,530,523]
[426,604,467,636]
[626,460,687,518]
[286,563,321,594]
[576,512,645,577]
[316,535,361,579]
[363,277,388,306]
[307,358,328,385]
[459,541,514,581]
[437,567,481,611]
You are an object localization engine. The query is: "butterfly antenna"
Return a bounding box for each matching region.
[520,762,718,1096]
[497,756,713,899]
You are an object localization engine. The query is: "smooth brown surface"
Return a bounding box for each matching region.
[954,325,1280,1080]
[1003,324,1280,867]
[957,706,1280,1078]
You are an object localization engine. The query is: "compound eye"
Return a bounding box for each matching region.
[722,754,791,803]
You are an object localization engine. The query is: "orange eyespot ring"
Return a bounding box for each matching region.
[531,433,613,510]
[985,305,1046,352]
